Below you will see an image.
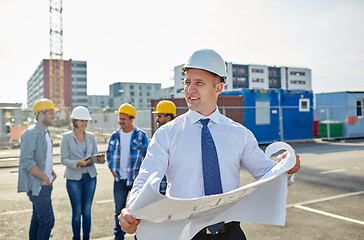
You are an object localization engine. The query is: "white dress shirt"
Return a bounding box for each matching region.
[128,108,276,207]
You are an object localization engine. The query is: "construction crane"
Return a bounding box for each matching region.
[49,0,66,115]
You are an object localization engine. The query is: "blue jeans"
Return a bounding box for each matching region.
[66,173,97,240]
[28,185,55,240]
[113,179,132,240]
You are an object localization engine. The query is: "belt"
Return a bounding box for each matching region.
[200,222,240,235]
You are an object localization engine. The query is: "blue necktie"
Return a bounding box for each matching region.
[200,119,224,234]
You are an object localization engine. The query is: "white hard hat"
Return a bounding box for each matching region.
[181,49,228,84]
[70,106,92,120]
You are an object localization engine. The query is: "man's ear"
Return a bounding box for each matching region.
[216,82,223,95]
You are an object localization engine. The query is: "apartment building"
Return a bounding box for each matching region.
[27,59,88,110]
[171,63,311,98]
[109,82,161,110]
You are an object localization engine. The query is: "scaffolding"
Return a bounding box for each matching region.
[49,0,66,112]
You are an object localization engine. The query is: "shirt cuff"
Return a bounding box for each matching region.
[288,174,295,186]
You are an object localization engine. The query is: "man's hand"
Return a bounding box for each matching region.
[52,170,57,182]
[42,176,51,186]
[277,151,301,174]
[29,165,51,185]
[118,208,140,234]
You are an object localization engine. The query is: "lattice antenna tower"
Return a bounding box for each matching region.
[49,0,64,108]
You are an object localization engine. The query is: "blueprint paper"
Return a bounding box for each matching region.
[129,142,296,240]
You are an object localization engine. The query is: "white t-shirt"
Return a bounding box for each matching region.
[44,131,54,183]
[118,130,133,179]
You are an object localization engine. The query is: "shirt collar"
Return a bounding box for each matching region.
[35,122,48,133]
[188,107,221,125]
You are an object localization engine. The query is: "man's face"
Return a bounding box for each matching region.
[118,113,133,131]
[184,68,223,116]
[155,113,169,128]
[41,109,55,127]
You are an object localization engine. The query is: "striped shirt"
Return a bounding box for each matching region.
[128,108,277,207]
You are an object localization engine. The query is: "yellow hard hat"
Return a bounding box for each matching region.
[116,103,136,118]
[33,98,56,116]
[153,100,176,116]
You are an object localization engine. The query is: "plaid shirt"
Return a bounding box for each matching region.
[106,126,148,186]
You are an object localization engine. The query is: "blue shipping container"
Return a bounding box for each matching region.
[280,90,313,141]
[221,89,314,143]
[221,89,280,143]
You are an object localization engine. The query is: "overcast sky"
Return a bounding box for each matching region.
[1,0,363,106]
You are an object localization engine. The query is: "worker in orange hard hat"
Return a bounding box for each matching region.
[106,103,149,240]
[18,98,57,239]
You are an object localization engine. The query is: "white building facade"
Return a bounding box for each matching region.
[171,63,311,98]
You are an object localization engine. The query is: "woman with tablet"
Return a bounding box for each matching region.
[60,106,105,240]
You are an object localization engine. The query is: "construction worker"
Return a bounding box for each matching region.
[153,100,177,128]
[106,103,149,240]
[153,100,177,194]
[18,98,57,239]
[118,49,301,239]
[60,106,105,240]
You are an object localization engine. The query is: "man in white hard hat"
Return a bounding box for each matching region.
[18,98,57,239]
[118,49,301,239]
[106,103,149,240]
[152,100,177,195]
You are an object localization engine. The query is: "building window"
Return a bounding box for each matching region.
[357,100,363,117]
[290,80,306,85]
[130,85,134,90]
[252,68,264,73]
[268,67,281,78]
[233,77,248,88]
[72,70,87,75]
[269,69,277,76]
[290,71,305,76]
[72,63,86,68]
[232,65,248,77]
[256,101,270,125]
[299,98,310,112]
[269,78,281,88]
[252,78,264,83]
